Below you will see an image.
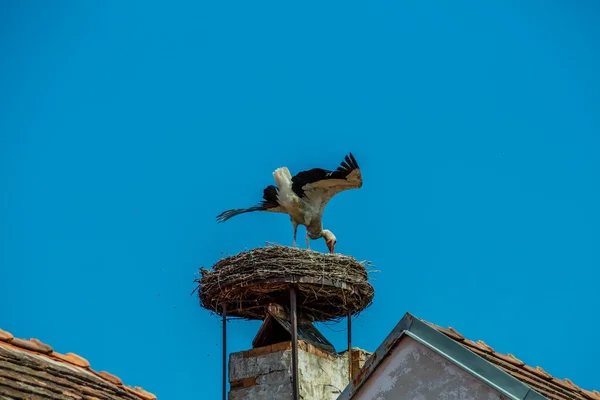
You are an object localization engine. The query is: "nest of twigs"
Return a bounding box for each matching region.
[194,244,376,322]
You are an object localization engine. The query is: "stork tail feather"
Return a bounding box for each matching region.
[216,184,281,223]
[216,206,263,223]
[273,166,292,189]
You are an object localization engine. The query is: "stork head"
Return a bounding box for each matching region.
[322,229,337,253]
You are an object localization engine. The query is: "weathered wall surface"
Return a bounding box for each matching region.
[229,343,293,400]
[229,341,362,400]
[298,346,348,399]
[353,336,512,400]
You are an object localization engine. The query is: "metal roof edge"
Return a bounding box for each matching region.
[523,389,549,400]
[337,313,547,400]
[405,319,541,400]
[337,312,415,399]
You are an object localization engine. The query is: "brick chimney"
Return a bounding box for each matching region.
[227,304,370,400]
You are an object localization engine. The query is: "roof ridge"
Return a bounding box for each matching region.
[0,327,156,400]
[423,320,598,400]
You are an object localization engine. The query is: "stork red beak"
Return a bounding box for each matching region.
[326,240,335,253]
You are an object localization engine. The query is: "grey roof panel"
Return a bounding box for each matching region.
[338,312,548,400]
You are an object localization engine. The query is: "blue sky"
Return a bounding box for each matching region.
[1,1,599,398]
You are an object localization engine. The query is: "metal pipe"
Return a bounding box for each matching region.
[222,303,227,400]
[348,310,352,382]
[290,285,299,400]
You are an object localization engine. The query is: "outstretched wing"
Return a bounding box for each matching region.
[291,153,362,211]
[216,185,286,223]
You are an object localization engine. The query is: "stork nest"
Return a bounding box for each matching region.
[194,244,376,322]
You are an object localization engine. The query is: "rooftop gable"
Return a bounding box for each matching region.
[339,313,598,400]
[424,320,599,400]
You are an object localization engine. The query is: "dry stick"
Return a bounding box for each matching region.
[196,245,375,321]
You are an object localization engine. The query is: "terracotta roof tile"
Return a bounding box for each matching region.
[459,340,587,400]
[556,378,583,394]
[52,351,91,368]
[0,328,13,342]
[583,390,600,400]
[124,385,158,400]
[30,338,54,353]
[97,370,124,386]
[476,339,494,353]
[427,321,596,400]
[463,338,493,354]
[523,365,554,380]
[0,327,155,399]
[495,352,525,367]
[432,325,465,341]
[10,337,53,354]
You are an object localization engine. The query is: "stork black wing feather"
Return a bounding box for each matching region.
[291,152,360,198]
[216,185,281,222]
[260,185,280,208]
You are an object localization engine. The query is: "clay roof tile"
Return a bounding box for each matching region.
[10,337,53,354]
[0,327,155,400]
[588,390,600,400]
[495,352,525,367]
[0,328,13,342]
[507,353,525,366]
[124,386,158,400]
[523,364,553,380]
[463,338,491,353]
[441,326,465,341]
[422,321,465,341]
[426,320,596,400]
[52,351,91,368]
[476,340,494,353]
[554,378,583,393]
[97,371,123,386]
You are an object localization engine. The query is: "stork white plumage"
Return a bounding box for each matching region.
[216,153,363,253]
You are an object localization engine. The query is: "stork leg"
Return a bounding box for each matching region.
[292,223,298,248]
[305,230,310,250]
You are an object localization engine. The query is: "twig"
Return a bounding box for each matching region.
[193,246,376,322]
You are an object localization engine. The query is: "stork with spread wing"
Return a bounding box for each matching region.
[216,153,363,253]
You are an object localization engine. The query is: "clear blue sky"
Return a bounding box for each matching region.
[1,1,599,398]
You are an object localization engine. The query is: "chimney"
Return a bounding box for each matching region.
[227,304,371,400]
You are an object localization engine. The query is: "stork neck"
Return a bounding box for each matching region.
[307,231,322,240]
[307,224,323,240]
[306,217,323,239]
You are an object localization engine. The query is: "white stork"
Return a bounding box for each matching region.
[216,153,363,253]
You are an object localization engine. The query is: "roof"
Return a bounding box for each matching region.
[425,320,599,400]
[0,327,156,400]
[252,303,336,353]
[339,312,599,400]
